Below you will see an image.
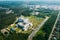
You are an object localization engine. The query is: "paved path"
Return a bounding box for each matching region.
[48,11,60,40]
[28,17,49,40]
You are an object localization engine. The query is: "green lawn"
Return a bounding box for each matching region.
[29,16,44,28]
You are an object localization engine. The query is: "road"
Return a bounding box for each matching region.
[48,11,60,40]
[28,17,49,40]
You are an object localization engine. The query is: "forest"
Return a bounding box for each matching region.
[33,10,59,40]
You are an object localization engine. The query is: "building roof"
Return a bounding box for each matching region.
[1,29,9,36]
[16,16,33,31]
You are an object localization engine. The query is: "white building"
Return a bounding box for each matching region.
[16,16,33,31]
[35,12,39,15]
[6,10,14,14]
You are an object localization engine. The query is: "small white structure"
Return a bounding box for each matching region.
[35,12,39,15]
[1,29,9,36]
[53,37,57,40]
[24,23,33,31]
[6,10,14,14]
[35,5,40,9]
[11,24,14,27]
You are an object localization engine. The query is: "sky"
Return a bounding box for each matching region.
[0,0,60,1]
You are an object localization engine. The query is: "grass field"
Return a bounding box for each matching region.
[29,16,44,28]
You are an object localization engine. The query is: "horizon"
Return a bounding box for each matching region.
[0,0,60,2]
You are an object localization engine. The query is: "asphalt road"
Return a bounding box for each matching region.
[48,11,60,40]
[28,17,49,40]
